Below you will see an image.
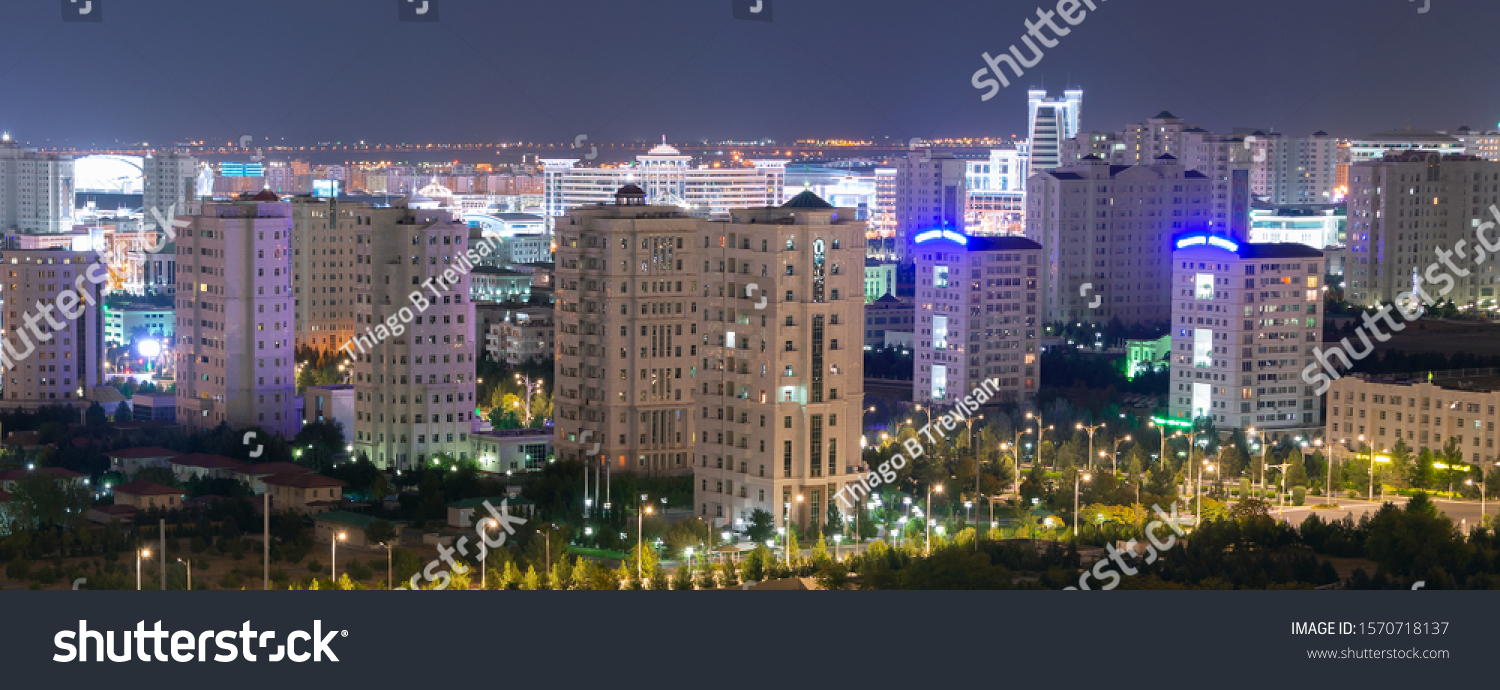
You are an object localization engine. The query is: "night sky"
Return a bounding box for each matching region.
[1,0,1496,148]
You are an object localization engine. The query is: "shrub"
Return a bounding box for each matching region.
[6,558,30,581]
[190,537,208,554]
[1292,486,1306,506]
[219,571,245,589]
[346,559,373,581]
[306,558,324,574]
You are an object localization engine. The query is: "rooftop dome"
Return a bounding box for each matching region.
[250,189,279,202]
[781,190,833,209]
[417,179,453,201]
[645,143,682,156]
[615,184,646,205]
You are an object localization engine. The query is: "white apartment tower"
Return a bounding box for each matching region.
[0,136,73,235]
[693,191,867,534]
[175,191,298,436]
[894,152,967,261]
[911,231,1042,408]
[0,250,104,409]
[1168,234,1324,435]
[1026,156,1213,325]
[553,185,701,477]
[349,203,478,471]
[1245,131,1339,205]
[1027,89,1083,176]
[142,151,199,220]
[1345,152,1500,308]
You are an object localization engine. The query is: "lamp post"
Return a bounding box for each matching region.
[332,532,346,582]
[136,548,150,591]
[379,541,393,590]
[964,413,983,544]
[479,518,498,588]
[177,558,191,591]
[1077,422,1104,471]
[638,494,652,581]
[1267,462,1290,512]
[833,534,843,561]
[1073,472,1091,535]
[925,483,942,556]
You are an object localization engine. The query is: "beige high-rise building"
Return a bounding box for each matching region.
[693,191,867,533]
[346,202,479,471]
[175,191,298,436]
[894,152,967,261]
[553,185,701,477]
[1345,152,1500,308]
[555,186,869,533]
[1027,155,1214,325]
[290,197,371,354]
[0,249,104,409]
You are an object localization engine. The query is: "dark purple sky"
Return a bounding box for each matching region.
[1,0,1495,148]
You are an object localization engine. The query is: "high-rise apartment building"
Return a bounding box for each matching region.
[1168,234,1324,436]
[871,167,897,255]
[1065,112,1251,239]
[692,191,866,533]
[142,151,199,220]
[0,249,103,409]
[348,203,478,471]
[911,231,1042,408]
[552,185,701,477]
[290,197,369,354]
[0,135,73,235]
[1244,131,1339,205]
[1345,152,1500,308]
[894,152,967,261]
[966,147,1029,236]
[1027,89,1083,176]
[175,191,298,437]
[541,143,786,225]
[1027,156,1213,325]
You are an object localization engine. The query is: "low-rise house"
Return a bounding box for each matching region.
[228,462,314,494]
[112,480,183,511]
[313,511,380,548]
[105,446,181,475]
[263,473,347,514]
[169,453,247,483]
[0,466,86,493]
[470,428,553,475]
[446,495,535,528]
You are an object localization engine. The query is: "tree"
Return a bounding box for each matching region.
[1285,447,1308,489]
[8,472,91,529]
[85,401,108,427]
[745,508,775,544]
[364,519,398,546]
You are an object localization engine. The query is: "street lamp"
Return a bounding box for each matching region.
[925,484,943,556]
[479,518,498,588]
[1073,472,1091,535]
[332,532,346,582]
[136,548,150,591]
[177,557,191,591]
[638,494,653,581]
[1077,422,1104,471]
[378,541,393,590]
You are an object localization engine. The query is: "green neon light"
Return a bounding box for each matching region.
[1150,416,1193,429]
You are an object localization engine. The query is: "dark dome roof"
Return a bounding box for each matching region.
[781,190,833,209]
[616,183,645,196]
[251,189,280,202]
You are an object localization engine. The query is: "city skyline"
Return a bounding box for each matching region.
[0,0,1496,147]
